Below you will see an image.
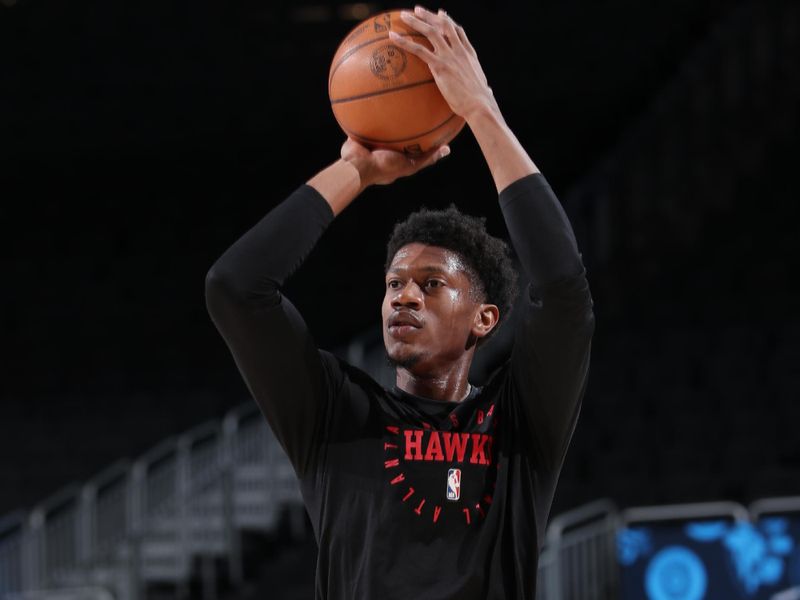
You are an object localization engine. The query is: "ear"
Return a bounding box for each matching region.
[471,303,500,340]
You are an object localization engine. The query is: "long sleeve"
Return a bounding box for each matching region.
[205,184,339,476]
[499,173,595,468]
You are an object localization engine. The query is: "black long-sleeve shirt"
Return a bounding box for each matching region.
[206,173,595,599]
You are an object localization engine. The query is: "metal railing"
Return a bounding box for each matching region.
[749,496,800,521]
[621,499,750,526]
[0,402,298,600]
[83,460,132,566]
[749,496,800,600]
[5,587,115,600]
[537,500,620,600]
[0,512,25,596]
[538,497,800,599]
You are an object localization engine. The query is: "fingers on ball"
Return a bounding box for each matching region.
[389,30,436,62]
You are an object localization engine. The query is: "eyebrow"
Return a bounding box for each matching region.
[386,265,451,275]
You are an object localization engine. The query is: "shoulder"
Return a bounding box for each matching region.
[318,349,389,400]
[317,349,393,435]
[519,269,596,341]
[473,359,515,412]
[527,268,593,309]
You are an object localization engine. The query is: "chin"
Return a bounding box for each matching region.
[385,347,422,370]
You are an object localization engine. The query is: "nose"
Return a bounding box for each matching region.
[391,280,423,309]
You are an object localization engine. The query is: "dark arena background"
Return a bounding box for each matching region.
[1,0,799,598]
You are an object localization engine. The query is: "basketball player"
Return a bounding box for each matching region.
[206,7,594,598]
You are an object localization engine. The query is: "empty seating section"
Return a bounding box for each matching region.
[0,403,301,600]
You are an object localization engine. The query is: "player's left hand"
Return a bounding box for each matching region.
[389,6,497,122]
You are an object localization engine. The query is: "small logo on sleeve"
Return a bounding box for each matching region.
[446,468,461,501]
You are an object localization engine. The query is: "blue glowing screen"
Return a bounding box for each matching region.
[618,514,800,599]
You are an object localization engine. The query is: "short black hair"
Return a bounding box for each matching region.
[384,205,518,342]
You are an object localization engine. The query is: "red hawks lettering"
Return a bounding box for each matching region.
[403,429,493,465]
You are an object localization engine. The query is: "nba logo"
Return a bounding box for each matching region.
[447,468,461,501]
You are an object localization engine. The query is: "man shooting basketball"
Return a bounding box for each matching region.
[206,6,594,598]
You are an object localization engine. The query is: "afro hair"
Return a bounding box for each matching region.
[384,205,518,342]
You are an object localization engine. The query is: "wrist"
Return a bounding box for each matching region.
[463,95,502,127]
[341,155,374,192]
[307,159,363,216]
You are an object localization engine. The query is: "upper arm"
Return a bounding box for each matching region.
[206,268,340,476]
[510,270,595,468]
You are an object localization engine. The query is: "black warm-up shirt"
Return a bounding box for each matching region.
[206,173,595,600]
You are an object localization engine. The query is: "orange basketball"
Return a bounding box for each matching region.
[328,10,465,156]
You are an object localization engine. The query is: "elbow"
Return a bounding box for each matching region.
[204,262,256,320]
[205,264,234,320]
[204,262,282,319]
[585,305,597,338]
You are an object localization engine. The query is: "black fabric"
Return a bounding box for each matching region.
[206,173,595,599]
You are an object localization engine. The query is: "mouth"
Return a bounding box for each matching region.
[388,324,419,338]
[387,312,422,337]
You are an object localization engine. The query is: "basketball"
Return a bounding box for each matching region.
[328,10,466,156]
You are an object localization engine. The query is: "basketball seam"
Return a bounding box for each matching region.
[330,78,436,105]
[342,112,460,144]
[328,32,428,94]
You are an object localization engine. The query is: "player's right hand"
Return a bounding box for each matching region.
[341,137,450,189]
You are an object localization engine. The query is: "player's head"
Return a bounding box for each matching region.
[382,205,518,372]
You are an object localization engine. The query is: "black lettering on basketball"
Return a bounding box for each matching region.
[344,23,369,45]
[369,45,407,80]
[373,13,391,33]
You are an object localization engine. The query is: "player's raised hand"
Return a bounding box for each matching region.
[388,7,497,122]
[341,137,450,188]
[307,138,449,216]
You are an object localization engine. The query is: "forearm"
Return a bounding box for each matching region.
[465,100,582,287]
[206,184,334,305]
[307,158,363,216]
[212,158,360,293]
[466,103,540,194]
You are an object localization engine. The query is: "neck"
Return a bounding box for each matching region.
[395,358,472,402]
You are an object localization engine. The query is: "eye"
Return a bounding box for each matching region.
[387,279,402,289]
[425,279,445,289]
